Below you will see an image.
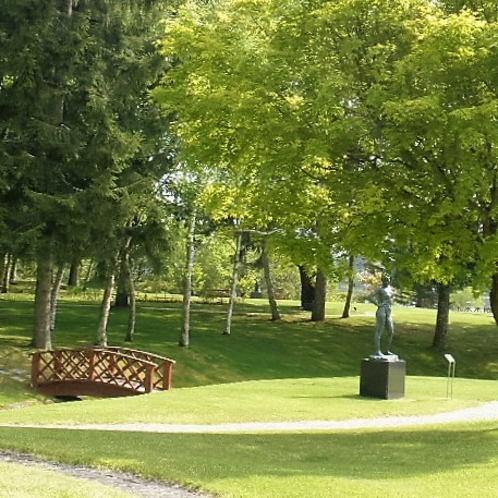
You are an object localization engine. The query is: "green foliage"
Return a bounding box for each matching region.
[379,8,498,293]
[153,0,498,312]
[153,0,443,283]
[0,0,175,267]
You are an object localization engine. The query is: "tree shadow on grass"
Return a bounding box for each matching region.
[0,338,32,350]
[0,424,497,483]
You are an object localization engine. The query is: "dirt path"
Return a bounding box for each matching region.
[0,451,210,498]
[1,401,497,497]
[1,401,498,433]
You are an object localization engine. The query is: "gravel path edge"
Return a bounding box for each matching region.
[0,401,497,497]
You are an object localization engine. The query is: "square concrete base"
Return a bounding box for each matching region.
[360,358,406,400]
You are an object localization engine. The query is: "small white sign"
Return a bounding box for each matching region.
[444,354,455,364]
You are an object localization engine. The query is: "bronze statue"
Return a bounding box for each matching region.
[367,275,395,358]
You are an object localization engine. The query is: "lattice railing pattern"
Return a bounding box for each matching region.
[30,348,173,394]
[104,346,176,390]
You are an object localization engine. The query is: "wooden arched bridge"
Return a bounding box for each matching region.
[30,347,176,398]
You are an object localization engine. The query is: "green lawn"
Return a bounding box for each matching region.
[0,421,497,498]
[0,461,133,498]
[1,298,497,395]
[0,376,497,426]
[0,297,497,497]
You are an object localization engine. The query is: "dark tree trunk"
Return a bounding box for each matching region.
[432,282,451,350]
[311,268,327,322]
[9,256,18,284]
[299,265,315,311]
[1,253,10,293]
[114,257,129,308]
[114,287,129,308]
[342,255,355,318]
[67,261,79,287]
[490,273,498,328]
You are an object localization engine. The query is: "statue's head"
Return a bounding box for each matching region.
[381,275,391,287]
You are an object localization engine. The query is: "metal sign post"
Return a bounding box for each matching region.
[444,354,456,400]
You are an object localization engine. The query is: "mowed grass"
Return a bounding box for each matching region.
[0,298,497,395]
[0,376,497,426]
[0,297,498,497]
[0,421,497,498]
[0,461,134,498]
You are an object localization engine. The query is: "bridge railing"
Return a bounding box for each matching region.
[103,346,176,390]
[31,347,175,396]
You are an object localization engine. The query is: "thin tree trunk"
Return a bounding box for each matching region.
[67,261,79,287]
[224,231,243,335]
[96,264,116,347]
[342,255,355,318]
[311,268,327,322]
[122,238,136,343]
[432,282,451,349]
[32,250,53,349]
[127,283,136,342]
[0,255,5,289]
[82,260,95,291]
[180,212,196,347]
[1,253,10,293]
[9,256,18,284]
[114,288,129,307]
[50,264,65,331]
[299,265,315,311]
[261,240,280,321]
[114,266,129,308]
[490,273,498,327]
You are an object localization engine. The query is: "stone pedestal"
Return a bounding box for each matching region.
[359,358,406,400]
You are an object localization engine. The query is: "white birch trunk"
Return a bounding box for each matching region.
[261,240,280,321]
[342,255,355,319]
[50,264,65,331]
[124,261,136,342]
[224,231,243,335]
[180,212,196,347]
[96,269,115,347]
[122,238,136,342]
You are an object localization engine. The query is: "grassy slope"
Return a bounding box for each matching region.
[0,298,498,497]
[1,298,497,391]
